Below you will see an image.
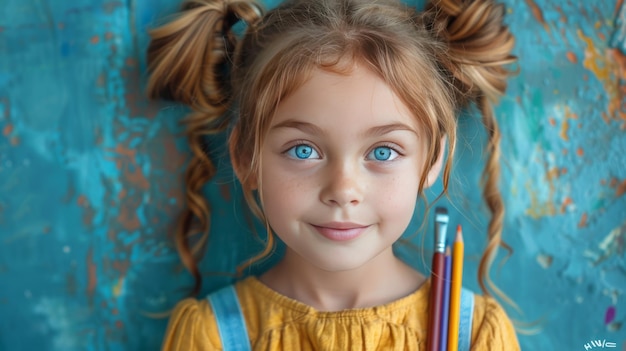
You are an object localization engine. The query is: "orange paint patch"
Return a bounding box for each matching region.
[579,31,626,123]
[525,0,550,32]
[546,167,560,181]
[2,123,12,136]
[559,106,579,141]
[560,196,573,213]
[77,195,88,207]
[87,248,97,296]
[578,212,588,228]
[566,51,578,64]
[90,35,100,44]
[125,58,137,67]
[560,120,570,141]
[117,198,141,231]
[616,179,626,197]
[112,144,150,190]
[76,195,95,226]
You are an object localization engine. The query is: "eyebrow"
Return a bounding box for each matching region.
[270,119,418,138]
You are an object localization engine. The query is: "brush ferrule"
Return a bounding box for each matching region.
[434,208,449,253]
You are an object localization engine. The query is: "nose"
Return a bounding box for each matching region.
[319,161,364,207]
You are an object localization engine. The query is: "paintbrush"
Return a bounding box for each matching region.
[426,207,449,351]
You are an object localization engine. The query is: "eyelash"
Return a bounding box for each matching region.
[282,141,404,161]
[368,143,402,162]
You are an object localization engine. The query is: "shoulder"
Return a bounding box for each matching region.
[161,296,222,351]
[161,278,261,351]
[470,293,520,350]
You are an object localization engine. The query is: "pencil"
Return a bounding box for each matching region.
[440,246,452,351]
[426,207,448,351]
[447,225,464,351]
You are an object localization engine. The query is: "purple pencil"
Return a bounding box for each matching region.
[440,246,452,351]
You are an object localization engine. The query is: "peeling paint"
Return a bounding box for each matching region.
[0,1,624,350]
[578,30,626,124]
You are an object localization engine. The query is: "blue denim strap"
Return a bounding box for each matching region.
[458,288,475,351]
[207,285,251,351]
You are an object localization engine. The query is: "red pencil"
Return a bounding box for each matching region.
[426,208,449,351]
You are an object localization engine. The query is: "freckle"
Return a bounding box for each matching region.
[548,117,556,126]
[576,148,584,156]
[561,168,568,175]
[90,35,99,44]
[562,148,568,155]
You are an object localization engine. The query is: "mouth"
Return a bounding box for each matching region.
[311,222,370,242]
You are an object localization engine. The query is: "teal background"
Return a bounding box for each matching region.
[0,0,625,350]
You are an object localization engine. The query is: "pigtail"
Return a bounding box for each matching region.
[423,0,517,300]
[146,0,263,296]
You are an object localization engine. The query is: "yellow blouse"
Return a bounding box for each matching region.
[162,276,519,350]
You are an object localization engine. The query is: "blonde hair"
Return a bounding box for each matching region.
[146,0,516,297]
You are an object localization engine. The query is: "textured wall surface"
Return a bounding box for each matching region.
[0,0,624,350]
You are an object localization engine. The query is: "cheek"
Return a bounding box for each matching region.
[260,167,310,219]
[376,174,419,221]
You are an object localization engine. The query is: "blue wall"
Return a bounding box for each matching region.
[0,0,624,350]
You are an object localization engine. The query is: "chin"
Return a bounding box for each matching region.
[308,255,373,273]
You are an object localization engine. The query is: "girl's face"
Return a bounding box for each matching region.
[259,65,440,272]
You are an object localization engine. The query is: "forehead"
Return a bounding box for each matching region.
[270,66,420,133]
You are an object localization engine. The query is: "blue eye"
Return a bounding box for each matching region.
[286,144,320,159]
[368,146,398,161]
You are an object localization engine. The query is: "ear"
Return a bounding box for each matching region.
[229,126,258,190]
[424,136,447,188]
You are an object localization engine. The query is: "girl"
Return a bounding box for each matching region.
[147,0,519,349]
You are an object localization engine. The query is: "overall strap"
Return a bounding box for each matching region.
[458,288,475,351]
[207,285,251,351]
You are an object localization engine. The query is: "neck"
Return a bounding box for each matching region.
[260,248,424,311]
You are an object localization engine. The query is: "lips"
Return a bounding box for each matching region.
[312,222,370,242]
